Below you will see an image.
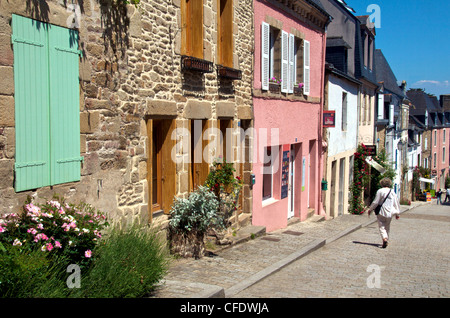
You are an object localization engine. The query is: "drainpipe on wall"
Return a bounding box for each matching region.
[318,23,329,217]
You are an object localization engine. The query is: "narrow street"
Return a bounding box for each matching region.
[232,203,450,298]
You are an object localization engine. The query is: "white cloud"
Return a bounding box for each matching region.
[413,80,450,87]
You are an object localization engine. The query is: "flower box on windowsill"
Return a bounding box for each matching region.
[269,83,281,93]
[181,55,214,73]
[217,65,242,80]
[294,86,303,96]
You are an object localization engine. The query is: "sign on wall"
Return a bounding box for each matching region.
[323,111,336,128]
[281,145,290,199]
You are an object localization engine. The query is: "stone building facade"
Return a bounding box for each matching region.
[0,0,254,229]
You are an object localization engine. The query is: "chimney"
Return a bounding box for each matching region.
[400,80,407,94]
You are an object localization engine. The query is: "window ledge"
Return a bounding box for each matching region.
[181,55,214,73]
[262,197,278,207]
[217,65,242,80]
[253,89,320,104]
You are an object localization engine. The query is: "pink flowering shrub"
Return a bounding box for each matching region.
[0,197,108,269]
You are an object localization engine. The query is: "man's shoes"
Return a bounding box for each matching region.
[382,240,388,248]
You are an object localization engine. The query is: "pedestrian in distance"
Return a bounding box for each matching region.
[444,188,450,204]
[365,178,400,248]
[436,189,443,205]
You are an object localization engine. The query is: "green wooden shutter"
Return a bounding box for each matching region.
[48,25,82,186]
[12,15,51,191]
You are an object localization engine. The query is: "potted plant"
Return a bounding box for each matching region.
[294,82,304,95]
[269,76,281,93]
[168,186,224,259]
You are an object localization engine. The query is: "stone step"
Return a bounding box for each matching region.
[307,214,326,222]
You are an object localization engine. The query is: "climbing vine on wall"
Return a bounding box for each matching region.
[348,144,396,215]
[348,144,371,215]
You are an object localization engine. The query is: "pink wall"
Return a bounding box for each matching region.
[433,128,449,188]
[252,0,326,232]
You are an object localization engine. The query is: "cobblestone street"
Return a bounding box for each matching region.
[232,203,450,298]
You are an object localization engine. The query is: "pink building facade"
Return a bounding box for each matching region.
[431,127,449,190]
[252,0,331,232]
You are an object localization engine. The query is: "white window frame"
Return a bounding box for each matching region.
[261,22,310,95]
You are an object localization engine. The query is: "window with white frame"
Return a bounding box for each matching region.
[261,21,310,95]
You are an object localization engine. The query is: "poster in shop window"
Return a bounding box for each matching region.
[281,147,290,199]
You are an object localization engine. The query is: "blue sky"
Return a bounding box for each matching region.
[347,0,450,97]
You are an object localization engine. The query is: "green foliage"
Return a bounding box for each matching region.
[169,186,222,235]
[122,0,140,6]
[0,196,108,271]
[0,243,68,297]
[349,145,395,214]
[348,144,371,214]
[205,159,243,222]
[71,225,171,298]
[369,148,396,201]
[412,166,431,194]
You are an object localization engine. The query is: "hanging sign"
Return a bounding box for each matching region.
[323,111,336,128]
[365,145,377,156]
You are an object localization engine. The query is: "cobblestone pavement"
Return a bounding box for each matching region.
[232,202,450,298]
[150,200,447,298]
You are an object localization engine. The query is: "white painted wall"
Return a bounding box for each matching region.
[327,75,359,157]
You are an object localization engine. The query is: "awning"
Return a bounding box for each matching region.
[365,157,386,174]
[419,177,435,184]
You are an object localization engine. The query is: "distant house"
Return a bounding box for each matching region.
[320,0,361,218]
[356,15,378,148]
[374,49,409,198]
[407,89,450,190]
[252,0,331,231]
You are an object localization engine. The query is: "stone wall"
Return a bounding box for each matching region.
[0,0,254,229]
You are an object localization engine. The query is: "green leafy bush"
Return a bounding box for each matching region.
[71,225,171,298]
[0,241,70,297]
[205,159,243,223]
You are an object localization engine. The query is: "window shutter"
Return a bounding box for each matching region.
[261,22,270,91]
[12,15,51,192]
[48,25,82,186]
[281,30,289,93]
[288,34,295,94]
[303,40,310,95]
